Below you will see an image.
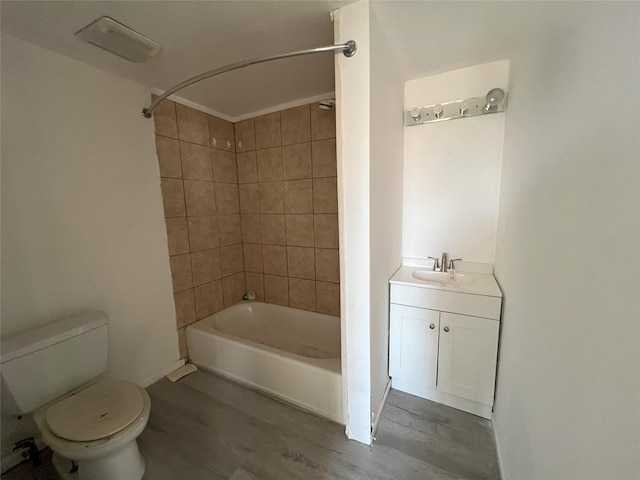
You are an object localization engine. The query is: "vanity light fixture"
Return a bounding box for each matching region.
[405,87,507,127]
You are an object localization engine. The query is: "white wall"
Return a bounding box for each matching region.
[493,3,640,479]
[369,5,404,429]
[1,34,180,386]
[403,61,508,263]
[335,0,405,442]
[334,0,372,444]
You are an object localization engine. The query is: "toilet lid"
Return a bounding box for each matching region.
[46,379,145,442]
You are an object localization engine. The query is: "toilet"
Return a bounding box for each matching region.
[0,312,150,480]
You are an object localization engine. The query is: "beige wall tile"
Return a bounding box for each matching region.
[180,142,213,181]
[184,180,215,216]
[243,243,263,273]
[177,327,188,359]
[241,214,262,243]
[262,245,287,276]
[176,104,209,146]
[258,182,285,213]
[239,184,260,214]
[160,178,186,217]
[187,216,218,251]
[261,214,286,245]
[153,98,178,139]
[215,183,240,214]
[282,143,312,180]
[313,177,338,213]
[264,274,289,306]
[284,179,313,214]
[256,147,283,182]
[287,246,315,280]
[191,248,222,286]
[169,254,193,292]
[245,272,264,301]
[234,118,255,152]
[174,289,196,329]
[289,278,316,312]
[194,281,224,319]
[314,214,339,249]
[311,139,337,178]
[237,151,258,184]
[208,115,235,152]
[315,248,340,282]
[255,112,281,149]
[316,281,340,316]
[165,217,190,256]
[223,272,246,307]
[220,243,244,277]
[156,136,182,178]
[286,214,314,247]
[217,214,242,245]
[281,105,311,145]
[310,104,336,141]
[212,150,237,183]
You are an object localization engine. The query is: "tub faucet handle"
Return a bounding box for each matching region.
[427,257,440,271]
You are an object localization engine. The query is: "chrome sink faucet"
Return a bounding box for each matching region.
[441,252,448,273]
[428,253,450,272]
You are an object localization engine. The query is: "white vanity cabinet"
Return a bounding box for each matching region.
[389,267,502,419]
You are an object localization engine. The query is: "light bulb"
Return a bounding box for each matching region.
[484,88,505,112]
[433,104,443,119]
[460,102,469,115]
[410,108,421,122]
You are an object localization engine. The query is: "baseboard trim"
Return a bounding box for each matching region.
[140,359,185,388]
[391,378,493,419]
[371,378,392,440]
[492,413,506,480]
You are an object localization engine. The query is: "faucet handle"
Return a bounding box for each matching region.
[448,258,462,269]
[427,257,440,271]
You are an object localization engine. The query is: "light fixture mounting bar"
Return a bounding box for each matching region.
[405,89,507,127]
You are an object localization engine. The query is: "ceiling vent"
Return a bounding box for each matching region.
[75,16,162,63]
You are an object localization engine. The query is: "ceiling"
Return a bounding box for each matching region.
[1,1,351,120]
[1,1,599,120]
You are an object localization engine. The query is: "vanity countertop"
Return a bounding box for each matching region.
[390,265,503,298]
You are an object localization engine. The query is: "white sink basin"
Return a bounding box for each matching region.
[411,270,476,286]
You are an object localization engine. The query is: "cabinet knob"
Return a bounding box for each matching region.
[443,326,450,332]
[429,324,435,329]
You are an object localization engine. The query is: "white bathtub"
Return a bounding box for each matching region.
[186,301,344,423]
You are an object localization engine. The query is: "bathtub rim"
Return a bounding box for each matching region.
[187,301,341,373]
[186,301,344,424]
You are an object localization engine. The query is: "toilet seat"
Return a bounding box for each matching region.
[46,379,145,442]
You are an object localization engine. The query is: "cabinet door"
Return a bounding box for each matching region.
[389,304,439,388]
[437,312,499,405]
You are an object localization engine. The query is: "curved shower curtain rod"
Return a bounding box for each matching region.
[142,40,357,118]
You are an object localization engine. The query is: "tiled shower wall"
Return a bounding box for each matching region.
[154,100,339,359]
[154,100,245,358]
[235,104,340,317]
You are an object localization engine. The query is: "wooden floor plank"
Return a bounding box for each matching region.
[2,370,500,480]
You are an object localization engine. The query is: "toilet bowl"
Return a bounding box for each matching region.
[33,380,151,480]
[0,312,151,480]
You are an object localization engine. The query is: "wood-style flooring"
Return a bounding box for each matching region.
[2,370,500,479]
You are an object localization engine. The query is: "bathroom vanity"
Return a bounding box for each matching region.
[389,264,502,419]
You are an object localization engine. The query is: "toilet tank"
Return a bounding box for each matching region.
[0,312,108,415]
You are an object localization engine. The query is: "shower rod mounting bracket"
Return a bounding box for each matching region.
[142,40,357,119]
